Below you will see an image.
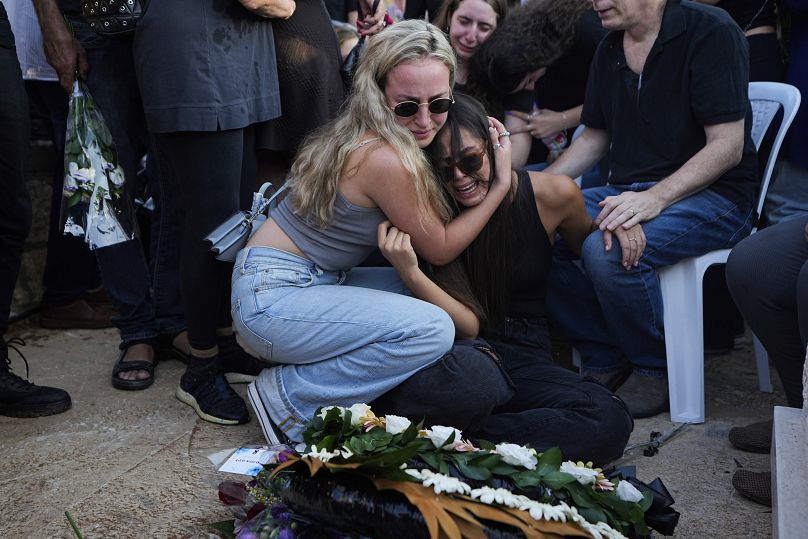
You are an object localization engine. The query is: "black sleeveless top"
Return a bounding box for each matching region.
[718,0,777,31]
[505,170,553,321]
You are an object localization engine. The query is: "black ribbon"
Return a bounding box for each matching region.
[607,466,680,537]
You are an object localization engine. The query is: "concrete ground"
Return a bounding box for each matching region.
[0,319,780,538]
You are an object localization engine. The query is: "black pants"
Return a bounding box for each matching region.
[726,216,808,408]
[373,320,634,465]
[151,128,257,350]
[0,6,31,337]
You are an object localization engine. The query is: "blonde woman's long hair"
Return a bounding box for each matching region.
[287,19,456,228]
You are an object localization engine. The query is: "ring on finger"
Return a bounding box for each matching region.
[627,208,636,217]
[493,143,503,150]
[498,130,510,138]
[629,238,637,242]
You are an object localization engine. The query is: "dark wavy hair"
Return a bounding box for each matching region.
[470,0,591,95]
[425,93,517,332]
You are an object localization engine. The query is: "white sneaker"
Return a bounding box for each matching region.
[247,381,289,446]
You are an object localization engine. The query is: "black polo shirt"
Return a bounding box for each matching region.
[581,0,758,208]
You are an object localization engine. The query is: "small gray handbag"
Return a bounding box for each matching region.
[205,182,287,262]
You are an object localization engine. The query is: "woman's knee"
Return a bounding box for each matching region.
[413,306,455,358]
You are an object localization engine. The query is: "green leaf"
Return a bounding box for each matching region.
[207,520,236,538]
[454,459,491,481]
[476,439,496,451]
[67,192,83,208]
[468,453,501,469]
[398,421,420,444]
[541,470,577,489]
[509,471,541,489]
[419,451,441,470]
[578,505,608,525]
[536,447,562,472]
[566,485,597,508]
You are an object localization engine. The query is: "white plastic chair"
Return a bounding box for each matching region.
[660,82,801,423]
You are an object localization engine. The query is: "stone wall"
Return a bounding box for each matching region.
[11,141,56,320]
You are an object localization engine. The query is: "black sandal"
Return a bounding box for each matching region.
[156,331,190,364]
[111,340,157,390]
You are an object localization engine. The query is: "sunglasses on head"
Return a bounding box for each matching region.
[441,147,486,181]
[391,95,455,117]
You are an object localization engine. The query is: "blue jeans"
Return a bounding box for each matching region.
[546,183,754,373]
[231,247,455,441]
[68,17,184,343]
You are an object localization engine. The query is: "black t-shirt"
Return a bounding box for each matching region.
[581,0,757,208]
[324,0,358,22]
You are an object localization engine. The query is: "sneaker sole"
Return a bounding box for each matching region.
[0,399,72,418]
[247,381,283,445]
[175,386,245,425]
[225,372,258,384]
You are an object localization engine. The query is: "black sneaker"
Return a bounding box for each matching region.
[218,334,267,384]
[0,337,72,418]
[176,363,249,425]
[247,381,291,446]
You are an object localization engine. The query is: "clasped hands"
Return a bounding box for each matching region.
[596,190,665,270]
[507,109,567,140]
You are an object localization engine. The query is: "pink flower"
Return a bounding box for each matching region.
[455,439,480,452]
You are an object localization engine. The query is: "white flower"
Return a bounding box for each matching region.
[317,405,345,420]
[470,486,521,507]
[419,470,471,495]
[404,468,425,480]
[302,445,341,462]
[616,480,644,503]
[339,445,354,459]
[347,403,372,425]
[494,443,538,470]
[580,520,629,539]
[560,461,599,485]
[425,425,463,449]
[107,165,125,188]
[384,414,411,435]
[67,162,95,191]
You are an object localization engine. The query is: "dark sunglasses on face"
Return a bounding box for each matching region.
[392,95,455,117]
[442,147,486,181]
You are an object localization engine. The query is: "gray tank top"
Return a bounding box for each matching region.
[272,193,386,271]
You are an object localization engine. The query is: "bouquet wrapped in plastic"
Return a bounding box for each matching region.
[61,79,136,250]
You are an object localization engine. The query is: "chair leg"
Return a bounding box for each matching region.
[752,333,774,393]
[660,262,706,423]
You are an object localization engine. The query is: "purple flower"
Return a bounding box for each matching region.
[269,503,292,522]
[278,528,295,539]
[277,450,293,463]
[236,530,260,539]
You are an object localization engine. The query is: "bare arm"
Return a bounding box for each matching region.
[544,126,610,180]
[505,114,531,169]
[238,0,296,18]
[363,119,513,266]
[32,0,88,92]
[529,171,594,258]
[377,222,478,339]
[595,119,745,231]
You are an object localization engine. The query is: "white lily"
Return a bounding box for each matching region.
[616,480,644,503]
[425,425,463,450]
[560,460,599,485]
[494,443,538,470]
[384,414,411,435]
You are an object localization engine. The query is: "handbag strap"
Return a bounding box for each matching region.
[253,183,288,218]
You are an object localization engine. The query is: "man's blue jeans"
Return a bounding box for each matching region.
[231,247,455,442]
[68,17,184,343]
[546,182,754,373]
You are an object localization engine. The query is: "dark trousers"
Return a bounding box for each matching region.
[726,216,808,408]
[0,6,31,337]
[151,128,257,350]
[373,320,634,465]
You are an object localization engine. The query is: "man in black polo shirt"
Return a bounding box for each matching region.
[545,0,757,417]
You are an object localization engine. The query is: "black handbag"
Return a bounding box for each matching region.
[82,0,150,36]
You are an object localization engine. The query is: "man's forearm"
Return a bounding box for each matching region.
[648,119,745,209]
[545,126,609,180]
